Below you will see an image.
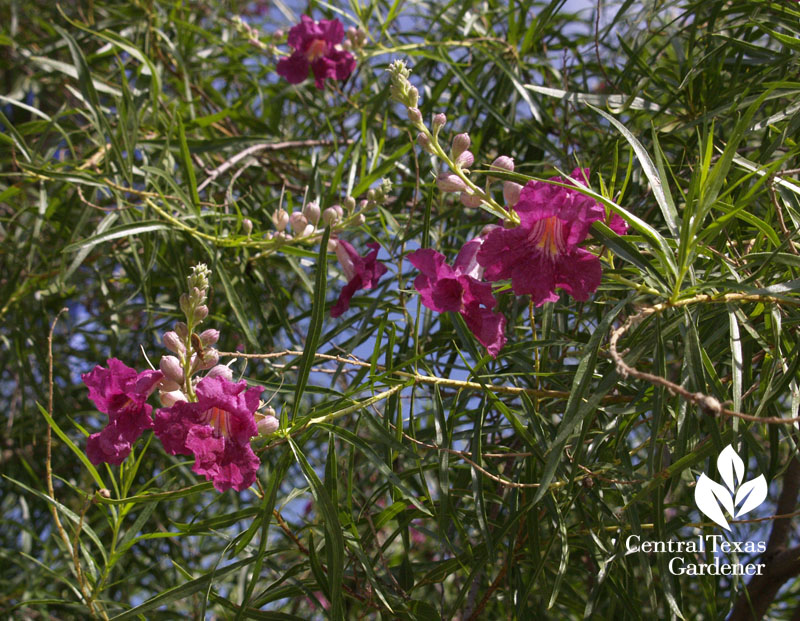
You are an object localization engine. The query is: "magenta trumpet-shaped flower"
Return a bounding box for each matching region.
[276,15,356,89]
[408,237,507,357]
[477,168,613,306]
[81,359,163,465]
[330,240,388,317]
[154,376,264,493]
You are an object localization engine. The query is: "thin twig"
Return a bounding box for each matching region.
[197,140,352,192]
[608,294,800,424]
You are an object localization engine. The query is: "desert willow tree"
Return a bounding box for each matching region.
[1,0,800,619]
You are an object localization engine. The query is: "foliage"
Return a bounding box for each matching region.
[2,0,800,619]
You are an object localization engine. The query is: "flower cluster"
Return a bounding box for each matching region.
[82,264,278,493]
[276,15,356,89]
[388,61,628,357]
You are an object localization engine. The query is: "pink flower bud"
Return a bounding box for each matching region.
[460,192,483,208]
[163,331,185,355]
[322,206,341,226]
[200,349,219,370]
[407,107,422,124]
[327,238,339,252]
[159,389,187,407]
[272,209,289,231]
[242,218,253,235]
[491,155,515,173]
[198,328,219,347]
[416,132,433,153]
[205,364,233,381]
[489,156,515,182]
[193,305,209,322]
[343,196,356,211]
[436,173,467,193]
[451,133,470,158]
[455,150,474,168]
[289,212,307,234]
[255,408,279,436]
[433,113,446,131]
[503,181,523,207]
[303,201,320,225]
[159,376,181,392]
[160,355,185,385]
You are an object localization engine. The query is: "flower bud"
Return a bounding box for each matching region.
[355,214,366,226]
[160,355,185,385]
[174,322,188,339]
[289,212,307,235]
[503,181,523,207]
[206,364,233,381]
[195,348,218,370]
[198,328,220,347]
[432,113,446,131]
[451,133,470,158]
[242,218,253,235]
[407,85,419,108]
[343,196,356,211]
[159,376,181,392]
[489,156,515,182]
[436,173,467,193]
[193,304,209,322]
[160,389,188,407]
[163,331,185,355]
[460,192,483,208]
[255,407,279,436]
[407,107,422,125]
[179,293,192,317]
[416,132,434,153]
[302,224,316,237]
[455,150,474,168]
[303,201,320,225]
[327,238,339,252]
[272,208,289,231]
[322,206,341,226]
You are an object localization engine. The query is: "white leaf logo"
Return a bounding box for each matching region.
[694,444,768,530]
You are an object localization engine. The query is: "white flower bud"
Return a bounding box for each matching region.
[355,214,366,225]
[503,181,523,207]
[242,218,253,235]
[302,224,316,237]
[327,238,339,252]
[272,209,289,231]
[343,196,356,211]
[303,201,320,225]
[436,173,467,193]
[160,355,185,385]
[159,376,181,392]
[451,133,470,158]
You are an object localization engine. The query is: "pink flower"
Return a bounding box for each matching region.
[276,15,356,89]
[153,376,264,492]
[407,237,507,358]
[477,168,609,306]
[81,359,163,465]
[330,240,388,317]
